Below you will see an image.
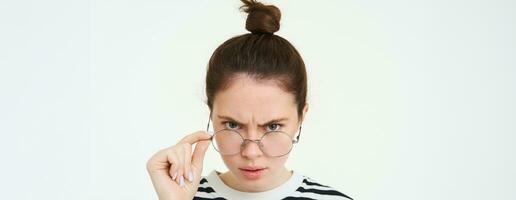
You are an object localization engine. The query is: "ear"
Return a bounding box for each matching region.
[299,103,309,124]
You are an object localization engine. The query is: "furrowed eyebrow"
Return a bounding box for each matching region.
[258,118,288,127]
[217,115,245,125]
[216,115,288,126]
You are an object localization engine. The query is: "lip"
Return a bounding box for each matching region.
[239,167,267,180]
[240,166,266,170]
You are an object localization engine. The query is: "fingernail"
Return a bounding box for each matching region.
[188,171,193,182]
[179,176,185,187]
[172,172,177,180]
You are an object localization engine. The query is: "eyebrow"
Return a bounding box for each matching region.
[216,115,289,126]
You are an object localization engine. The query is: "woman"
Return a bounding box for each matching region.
[146,0,353,199]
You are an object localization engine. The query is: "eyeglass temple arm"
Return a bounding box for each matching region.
[200,114,213,141]
[294,126,302,143]
[206,112,213,133]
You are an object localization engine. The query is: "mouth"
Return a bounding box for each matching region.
[238,167,267,180]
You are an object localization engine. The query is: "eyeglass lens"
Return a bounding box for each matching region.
[211,130,293,157]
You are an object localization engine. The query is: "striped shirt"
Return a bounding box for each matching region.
[194,170,353,200]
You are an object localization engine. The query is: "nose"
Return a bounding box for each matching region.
[241,139,263,158]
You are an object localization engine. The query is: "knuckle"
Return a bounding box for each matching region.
[173,151,182,158]
[194,130,205,135]
[181,143,191,151]
[145,160,153,171]
[171,163,178,171]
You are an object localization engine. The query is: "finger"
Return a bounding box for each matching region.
[169,162,177,181]
[146,148,178,193]
[174,147,185,186]
[191,139,211,173]
[183,144,193,183]
[163,148,180,185]
[165,148,180,181]
[147,148,174,174]
[179,131,212,145]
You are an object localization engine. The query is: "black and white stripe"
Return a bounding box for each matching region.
[193,176,352,200]
[194,178,227,200]
[280,177,353,200]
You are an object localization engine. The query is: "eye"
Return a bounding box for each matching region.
[266,123,282,132]
[224,121,240,130]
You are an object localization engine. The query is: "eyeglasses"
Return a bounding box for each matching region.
[205,116,302,157]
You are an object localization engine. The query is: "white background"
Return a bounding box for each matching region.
[1,0,514,199]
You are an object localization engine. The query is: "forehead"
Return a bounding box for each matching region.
[212,75,297,119]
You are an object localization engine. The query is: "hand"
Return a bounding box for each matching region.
[146,131,212,200]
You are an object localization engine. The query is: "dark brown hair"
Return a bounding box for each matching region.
[206,0,307,118]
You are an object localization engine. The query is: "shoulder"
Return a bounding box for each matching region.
[286,174,353,200]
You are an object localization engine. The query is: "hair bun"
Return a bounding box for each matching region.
[240,0,281,34]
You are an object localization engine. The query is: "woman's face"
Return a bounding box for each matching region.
[211,74,307,191]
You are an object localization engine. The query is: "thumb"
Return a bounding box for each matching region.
[191,139,211,173]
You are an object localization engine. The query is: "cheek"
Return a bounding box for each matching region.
[269,156,289,168]
[220,155,240,169]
